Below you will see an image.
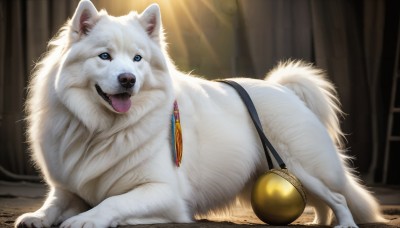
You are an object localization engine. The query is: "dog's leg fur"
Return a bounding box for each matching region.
[15,187,88,227]
[308,194,333,225]
[60,183,191,227]
[293,166,357,228]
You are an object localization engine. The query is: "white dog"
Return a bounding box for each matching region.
[16,1,386,227]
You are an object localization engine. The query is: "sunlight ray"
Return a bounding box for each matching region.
[200,0,232,28]
[176,0,221,68]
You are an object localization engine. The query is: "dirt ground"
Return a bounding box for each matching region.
[1,181,399,228]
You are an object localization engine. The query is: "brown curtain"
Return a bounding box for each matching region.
[0,0,27,175]
[311,1,372,176]
[0,0,399,183]
[0,0,79,176]
[236,0,399,183]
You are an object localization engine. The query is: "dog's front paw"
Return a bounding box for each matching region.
[15,212,52,228]
[60,213,116,228]
[334,225,359,228]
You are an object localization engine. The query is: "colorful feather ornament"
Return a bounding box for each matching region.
[171,100,183,167]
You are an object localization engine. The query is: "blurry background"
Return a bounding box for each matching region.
[0,0,399,184]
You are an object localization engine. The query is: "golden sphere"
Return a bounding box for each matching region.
[251,169,306,225]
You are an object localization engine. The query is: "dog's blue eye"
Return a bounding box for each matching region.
[133,55,142,62]
[98,52,112,61]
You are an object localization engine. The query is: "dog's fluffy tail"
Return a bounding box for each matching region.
[265,61,386,224]
[265,61,344,148]
[344,175,387,223]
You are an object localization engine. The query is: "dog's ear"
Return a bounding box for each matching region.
[71,0,99,36]
[139,4,162,42]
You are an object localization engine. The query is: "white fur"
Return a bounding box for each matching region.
[15,1,386,228]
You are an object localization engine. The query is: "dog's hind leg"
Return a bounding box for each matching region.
[307,194,332,225]
[292,166,358,228]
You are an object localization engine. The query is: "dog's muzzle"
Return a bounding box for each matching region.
[95,74,135,113]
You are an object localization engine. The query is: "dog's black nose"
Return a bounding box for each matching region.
[118,73,136,89]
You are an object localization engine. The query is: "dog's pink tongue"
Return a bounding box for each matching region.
[109,94,131,113]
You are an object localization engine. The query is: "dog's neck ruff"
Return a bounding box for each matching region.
[171,100,183,167]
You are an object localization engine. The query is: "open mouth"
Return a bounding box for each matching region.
[95,84,132,113]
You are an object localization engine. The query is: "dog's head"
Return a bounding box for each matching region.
[53,0,172,128]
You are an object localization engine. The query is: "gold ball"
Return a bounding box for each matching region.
[251,169,306,225]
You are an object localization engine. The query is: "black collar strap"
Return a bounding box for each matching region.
[217,79,287,170]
